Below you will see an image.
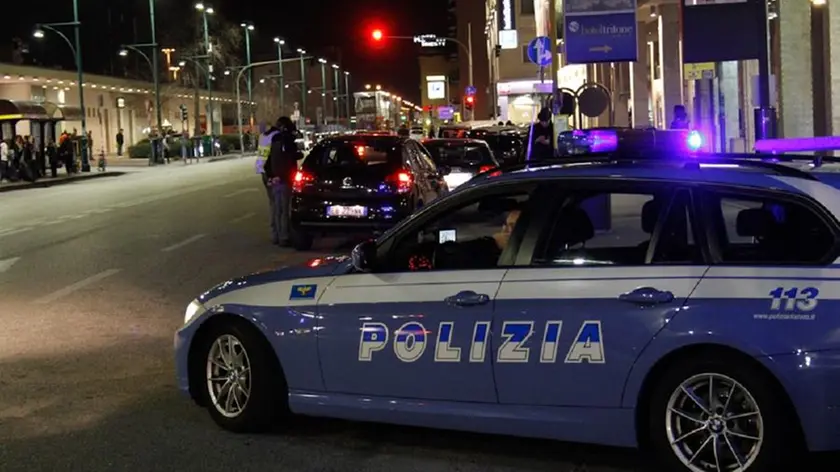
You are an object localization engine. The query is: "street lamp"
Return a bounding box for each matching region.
[318,58,328,127]
[331,64,340,122]
[33,15,89,171]
[241,22,255,127]
[196,3,215,136]
[297,48,307,127]
[118,42,163,164]
[344,71,351,125]
[274,37,286,114]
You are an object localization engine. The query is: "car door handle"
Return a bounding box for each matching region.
[445,290,491,307]
[618,287,675,305]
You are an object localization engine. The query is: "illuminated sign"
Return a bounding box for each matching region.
[413,34,446,47]
[116,97,126,109]
[497,0,518,49]
[427,81,446,100]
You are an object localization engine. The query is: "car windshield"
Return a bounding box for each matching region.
[424,141,498,168]
[303,137,401,170]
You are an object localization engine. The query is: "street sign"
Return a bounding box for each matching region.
[413,34,446,47]
[527,36,553,66]
[683,62,716,80]
[564,0,637,64]
[465,85,476,96]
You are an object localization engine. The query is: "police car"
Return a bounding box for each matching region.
[175,129,840,472]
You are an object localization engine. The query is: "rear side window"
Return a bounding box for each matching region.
[703,191,836,265]
[424,143,498,167]
[303,138,402,170]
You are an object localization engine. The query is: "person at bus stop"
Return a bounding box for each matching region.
[263,116,301,246]
[529,107,554,160]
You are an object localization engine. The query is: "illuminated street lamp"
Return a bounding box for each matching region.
[297,48,308,126]
[195,3,215,135]
[241,22,255,125]
[331,64,340,121]
[274,37,286,113]
[344,71,351,123]
[318,58,328,126]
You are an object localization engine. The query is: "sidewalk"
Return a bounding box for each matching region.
[0,153,252,193]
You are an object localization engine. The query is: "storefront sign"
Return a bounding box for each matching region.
[497,0,518,49]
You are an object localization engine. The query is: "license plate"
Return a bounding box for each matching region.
[327,205,368,217]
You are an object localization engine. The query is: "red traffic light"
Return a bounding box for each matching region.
[371,29,384,41]
[465,96,475,104]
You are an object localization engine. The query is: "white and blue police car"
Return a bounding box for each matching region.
[175,130,840,472]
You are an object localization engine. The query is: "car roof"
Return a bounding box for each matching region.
[422,138,487,145]
[461,158,814,195]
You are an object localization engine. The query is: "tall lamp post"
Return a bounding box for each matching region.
[33,17,89,171]
[119,43,162,164]
[273,37,286,115]
[318,58,329,127]
[344,71,351,126]
[195,3,215,136]
[240,22,255,128]
[297,49,308,128]
[331,64,340,123]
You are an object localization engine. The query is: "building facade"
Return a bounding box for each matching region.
[0,62,246,154]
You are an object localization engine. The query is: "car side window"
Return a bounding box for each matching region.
[382,190,532,272]
[533,190,675,266]
[410,141,436,172]
[703,191,835,265]
[651,190,704,265]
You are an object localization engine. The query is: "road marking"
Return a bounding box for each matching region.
[229,212,256,223]
[0,257,20,273]
[0,227,33,238]
[223,188,258,198]
[162,234,206,252]
[34,269,122,304]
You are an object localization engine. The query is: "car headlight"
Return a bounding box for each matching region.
[184,299,204,325]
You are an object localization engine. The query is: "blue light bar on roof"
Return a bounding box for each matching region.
[558,128,704,155]
[755,136,840,154]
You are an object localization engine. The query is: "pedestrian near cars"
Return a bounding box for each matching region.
[262,117,301,246]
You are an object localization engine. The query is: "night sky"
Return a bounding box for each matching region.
[8,0,450,102]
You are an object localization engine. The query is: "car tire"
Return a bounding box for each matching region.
[289,226,314,251]
[199,320,287,433]
[647,355,799,472]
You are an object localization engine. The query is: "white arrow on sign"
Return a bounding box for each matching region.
[0,257,20,273]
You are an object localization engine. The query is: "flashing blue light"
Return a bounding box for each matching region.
[687,131,702,151]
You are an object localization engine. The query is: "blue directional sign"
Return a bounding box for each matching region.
[465,85,476,96]
[527,36,553,66]
[564,0,638,64]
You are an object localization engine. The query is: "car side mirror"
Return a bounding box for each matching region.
[351,239,377,273]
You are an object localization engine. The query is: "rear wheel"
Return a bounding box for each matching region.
[647,356,799,471]
[200,321,287,432]
[289,225,314,251]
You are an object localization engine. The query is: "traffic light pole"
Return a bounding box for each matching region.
[344,72,351,126]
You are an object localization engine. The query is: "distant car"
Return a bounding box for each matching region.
[421,138,499,190]
[466,131,525,165]
[409,127,425,140]
[287,134,448,250]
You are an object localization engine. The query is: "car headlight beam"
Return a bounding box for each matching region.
[184,300,204,325]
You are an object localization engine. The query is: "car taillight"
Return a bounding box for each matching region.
[387,171,412,193]
[479,165,494,173]
[293,170,314,192]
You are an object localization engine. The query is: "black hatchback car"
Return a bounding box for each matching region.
[289,134,447,250]
[421,138,499,190]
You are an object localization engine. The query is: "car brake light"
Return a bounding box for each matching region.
[293,170,314,192]
[387,171,412,193]
[479,165,494,173]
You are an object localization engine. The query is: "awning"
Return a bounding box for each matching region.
[0,100,50,121]
[41,102,84,121]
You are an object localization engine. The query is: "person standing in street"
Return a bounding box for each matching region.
[116,129,124,156]
[528,107,555,160]
[0,139,9,181]
[671,105,690,129]
[257,122,282,241]
[263,116,301,246]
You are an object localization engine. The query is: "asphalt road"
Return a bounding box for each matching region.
[0,160,830,472]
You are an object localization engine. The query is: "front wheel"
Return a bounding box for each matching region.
[201,321,286,432]
[647,356,799,472]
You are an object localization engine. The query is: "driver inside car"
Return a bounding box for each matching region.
[426,206,522,270]
[492,209,521,252]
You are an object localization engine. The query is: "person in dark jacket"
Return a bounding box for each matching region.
[528,107,554,160]
[263,116,301,245]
